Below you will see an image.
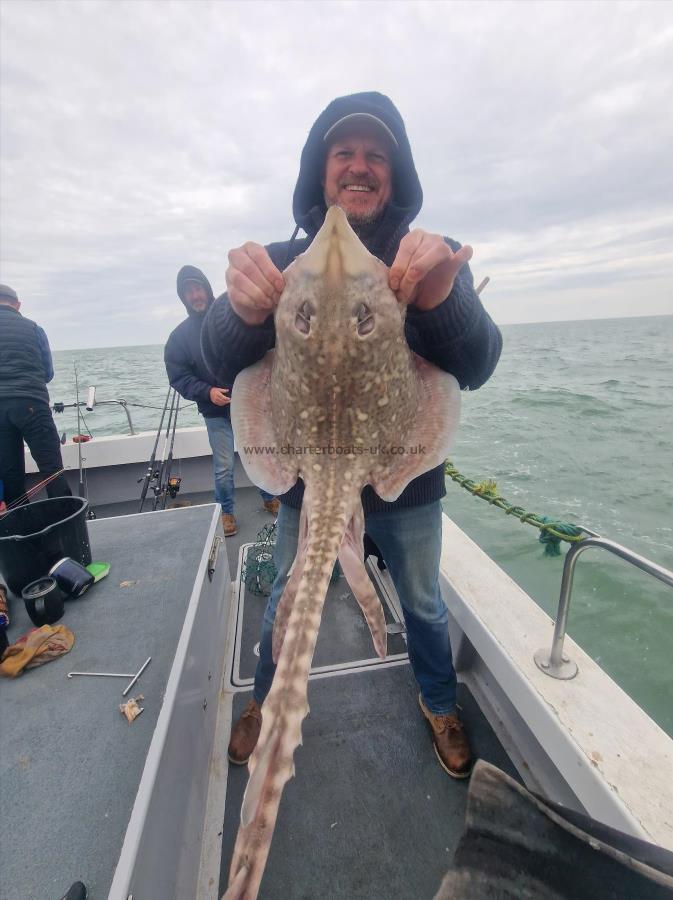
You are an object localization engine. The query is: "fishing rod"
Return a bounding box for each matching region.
[73,363,97,519]
[475,276,490,296]
[159,393,181,510]
[74,362,85,499]
[152,388,178,511]
[157,390,180,510]
[152,388,177,510]
[1,469,69,514]
[138,385,172,512]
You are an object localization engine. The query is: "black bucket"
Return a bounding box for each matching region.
[0,497,92,596]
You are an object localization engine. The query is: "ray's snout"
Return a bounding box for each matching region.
[299,205,377,279]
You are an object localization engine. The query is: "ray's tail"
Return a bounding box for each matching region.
[223,492,357,900]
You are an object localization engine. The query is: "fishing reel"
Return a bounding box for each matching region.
[167,476,182,499]
[137,468,159,485]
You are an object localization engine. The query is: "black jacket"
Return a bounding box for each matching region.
[164,266,229,418]
[0,305,51,404]
[202,91,503,512]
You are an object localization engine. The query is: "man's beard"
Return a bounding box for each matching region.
[324,199,387,239]
[346,206,386,239]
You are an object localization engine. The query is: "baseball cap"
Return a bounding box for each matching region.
[323,113,399,149]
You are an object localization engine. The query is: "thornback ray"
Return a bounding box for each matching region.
[225,205,461,899]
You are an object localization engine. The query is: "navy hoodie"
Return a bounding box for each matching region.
[202,91,502,511]
[164,265,229,418]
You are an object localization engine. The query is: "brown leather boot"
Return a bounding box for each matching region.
[221,513,238,537]
[263,498,280,516]
[228,698,262,765]
[418,693,472,779]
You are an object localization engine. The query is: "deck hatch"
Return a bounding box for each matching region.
[228,542,409,688]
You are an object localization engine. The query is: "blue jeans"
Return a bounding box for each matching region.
[204,416,274,514]
[253,500,457,715]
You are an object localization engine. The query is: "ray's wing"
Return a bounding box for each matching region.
[370,355,461,501]
[230,350,298,496]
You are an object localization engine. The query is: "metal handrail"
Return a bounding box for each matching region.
[534,536,673,680]
[94,399,136,435]
[53,398,136,435]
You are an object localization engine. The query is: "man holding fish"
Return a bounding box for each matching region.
[203,92,502,782]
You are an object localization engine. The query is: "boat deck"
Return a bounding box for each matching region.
[0,504,221,899]
[92,484,276,583]
[222,674,516,899]
[1,487,518,899]
[218,488,518,899]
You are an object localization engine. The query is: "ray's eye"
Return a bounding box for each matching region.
[356,303,375,336]
[295,301,313,335]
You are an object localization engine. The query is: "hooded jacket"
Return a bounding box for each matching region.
[164,266,229,418]
[202,91,503,512]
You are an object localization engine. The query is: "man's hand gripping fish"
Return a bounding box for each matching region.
[223,206,461,899]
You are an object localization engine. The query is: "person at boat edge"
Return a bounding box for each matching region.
[0,282,72,508]
[163,265,279,537]
[201,91,503,779]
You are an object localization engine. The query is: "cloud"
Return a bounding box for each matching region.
[1,0,672,349]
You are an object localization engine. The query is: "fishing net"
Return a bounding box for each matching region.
[243,522,342,596]
[243,523,278,596]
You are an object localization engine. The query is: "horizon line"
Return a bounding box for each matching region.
[50,310,673,354]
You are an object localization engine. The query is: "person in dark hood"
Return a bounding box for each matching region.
[202,92,502,778]
[0,283,72,507]
[164,266,279,535]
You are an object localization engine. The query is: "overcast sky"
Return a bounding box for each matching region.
[1,0,672,350]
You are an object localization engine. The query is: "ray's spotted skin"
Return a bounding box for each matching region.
[224,206,461,899]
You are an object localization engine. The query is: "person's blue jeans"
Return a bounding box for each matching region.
[204,416,274,514]
[253,499,457,715]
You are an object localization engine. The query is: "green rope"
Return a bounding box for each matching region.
[444,460,585,556]
[242,521,343,596]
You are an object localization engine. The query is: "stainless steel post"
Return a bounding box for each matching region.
[535,536,673,680]
[118,400,135,435]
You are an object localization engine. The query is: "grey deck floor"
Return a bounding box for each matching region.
[0,505,217,900]
[6,487,520,899]
[232,563,408,686]
[93,485,277,582]
[221,672,517,900]
[220,536,519,900]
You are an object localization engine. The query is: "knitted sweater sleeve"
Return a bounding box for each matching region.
[201,294,276,388]
[405,239,502,390]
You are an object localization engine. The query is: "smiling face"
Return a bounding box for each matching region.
[322,124,393,229]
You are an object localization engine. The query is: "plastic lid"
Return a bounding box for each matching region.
[21,577,57,600]
[48,558,70,575]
